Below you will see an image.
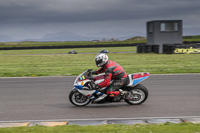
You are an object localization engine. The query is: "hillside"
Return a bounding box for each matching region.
[183,35,200,42]
[125,36,146,41]
[125,35,200,42]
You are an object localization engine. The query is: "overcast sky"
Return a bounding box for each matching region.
[0,0,200,41]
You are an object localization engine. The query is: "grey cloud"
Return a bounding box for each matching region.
[0,0,199,41]
[1,0,199,23]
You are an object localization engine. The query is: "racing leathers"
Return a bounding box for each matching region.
[93,60,127,97]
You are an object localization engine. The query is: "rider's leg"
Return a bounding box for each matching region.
[95,78,127,101]
[106,78,126,97]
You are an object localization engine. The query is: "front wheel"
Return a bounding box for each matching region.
[125,84,148,105]
[69,89,91,106]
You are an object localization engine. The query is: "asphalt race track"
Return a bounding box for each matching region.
[0,74,200,121]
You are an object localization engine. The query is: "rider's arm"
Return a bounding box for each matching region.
[97,67,105,74]
[97,72,112,88]
[97,67,114,88]
[92,67,105,75]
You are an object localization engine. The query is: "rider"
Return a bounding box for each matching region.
[91,53,127,101]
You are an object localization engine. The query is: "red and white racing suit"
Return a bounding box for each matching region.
[95,60,127,96]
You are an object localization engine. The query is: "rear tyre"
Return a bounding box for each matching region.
[125,84,148,105]
[69,89,91,106]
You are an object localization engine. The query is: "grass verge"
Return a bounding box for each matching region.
[0,123,200,133]
[0,47,136,55]
[0,40,145,48]
[0,51,200,77]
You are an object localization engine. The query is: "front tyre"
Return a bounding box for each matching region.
[69,89,91,106]
[125,84,148,105]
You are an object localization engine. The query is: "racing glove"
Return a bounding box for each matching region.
[90,71,98,75]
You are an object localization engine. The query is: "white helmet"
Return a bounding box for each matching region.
[95,53,108,67]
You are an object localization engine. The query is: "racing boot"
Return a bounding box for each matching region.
[108,91,120,97]
[107,91,122,102]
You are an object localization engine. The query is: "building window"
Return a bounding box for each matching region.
[148,22,153,33]
[174,22,178,31]
[160,22,178,32]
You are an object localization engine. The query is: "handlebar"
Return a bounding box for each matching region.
[87,69,94,80]
[87,69,93,75]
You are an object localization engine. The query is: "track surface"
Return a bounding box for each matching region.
[0,74,200,121]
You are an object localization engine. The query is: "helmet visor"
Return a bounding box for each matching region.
[95,59,103,67]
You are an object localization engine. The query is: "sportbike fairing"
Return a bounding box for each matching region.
[127,72,150,86]
[74,71,105,100]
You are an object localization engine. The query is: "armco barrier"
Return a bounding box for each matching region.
[137,45,143,53]
[0,117,200,127]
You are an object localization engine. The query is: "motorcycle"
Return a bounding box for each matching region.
[69,69,149,106]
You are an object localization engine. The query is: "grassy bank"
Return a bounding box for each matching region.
[0,49,199,77]
[0,35,200,48]
[0,123,200,133]
[0,47,136,55]
[183,35,200,42]
[0,40,145,48]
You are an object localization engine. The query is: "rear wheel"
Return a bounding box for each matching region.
[125,84,148,105]
[69,89,91,106]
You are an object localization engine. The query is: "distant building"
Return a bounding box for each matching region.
[146,20,182,53]
[92,40,100,42]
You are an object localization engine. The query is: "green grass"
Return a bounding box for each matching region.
[183,35,200,42]
[0,123,200,133]
[0,47,136,55]
[0,48,200,77]
[0,40,145,48]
